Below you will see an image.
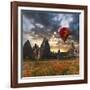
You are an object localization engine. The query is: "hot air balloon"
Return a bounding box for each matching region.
[58,27,71,42]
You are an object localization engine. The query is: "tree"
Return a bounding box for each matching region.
[33,44,39,60]
[40,38,51,59]
[57,50,61,59]
[23,40,33,59]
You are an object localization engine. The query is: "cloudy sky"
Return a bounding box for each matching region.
[21,10,80,52]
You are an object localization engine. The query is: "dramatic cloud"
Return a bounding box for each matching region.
[21,10,80,49]
[23,15,35,32]
[52,14,73,27]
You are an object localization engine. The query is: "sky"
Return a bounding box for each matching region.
[21,10,80,52]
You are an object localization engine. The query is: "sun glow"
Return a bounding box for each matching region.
[51,47,69,53]
[60,48,68,52]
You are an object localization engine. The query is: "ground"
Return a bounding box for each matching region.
[22,58,79,77]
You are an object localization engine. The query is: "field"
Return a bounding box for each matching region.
[22,58,79,77]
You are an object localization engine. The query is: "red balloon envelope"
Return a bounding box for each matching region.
[58,27,71,42]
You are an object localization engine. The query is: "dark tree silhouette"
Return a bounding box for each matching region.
[33,44,39,59]
[57,50,61,59]
[23,40,33,59]
[40,38,51,59]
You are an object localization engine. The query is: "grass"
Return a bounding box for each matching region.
[22,58,79,77]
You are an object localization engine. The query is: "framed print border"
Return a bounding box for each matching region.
[11,1,88,88]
